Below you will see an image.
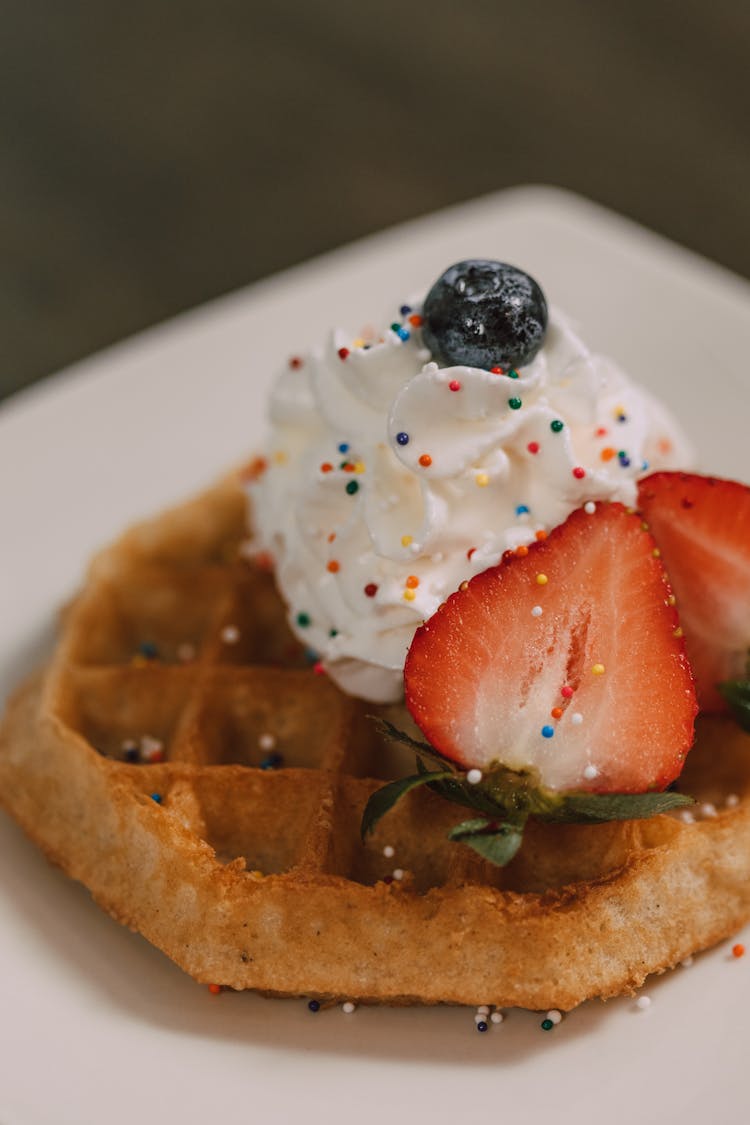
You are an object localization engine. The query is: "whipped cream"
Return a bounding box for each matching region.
[249,303,692,703]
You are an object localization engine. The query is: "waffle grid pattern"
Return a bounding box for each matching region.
[3,476,750,1008]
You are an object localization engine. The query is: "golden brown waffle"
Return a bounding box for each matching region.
[2,473,750,1010]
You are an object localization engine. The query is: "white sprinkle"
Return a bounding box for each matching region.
[383,845,395,858]
[700,802,718,819]
[680,809,696,824]
[490,1011,504,1024]
[636,995,651,1010]
[431,552,444,563]
[681,956,694,968]
[584,501,596,515]
[476,1005,490,1015]
[583,764,599,780]
[410,543,420,555]
[466,769,483,785]
[570,713,583,725]
[546,1009,562,1025]
[342,1001,356,1014]
[258,732,276,752]
[531,605,543,618]
[392,868,404,881]
[221,625,240,644]
[726,794,740,809]
[473,1013,486,1024]
[140,735,163,760]
[177,642,196,663]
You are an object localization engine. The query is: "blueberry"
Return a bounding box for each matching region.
[422,260,548,371]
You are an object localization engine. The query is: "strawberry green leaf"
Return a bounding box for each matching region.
[370,717,456,769]
[360,769,453,840]
[718,679,750,735]
[554,790,694,823]
[447,817,527,865]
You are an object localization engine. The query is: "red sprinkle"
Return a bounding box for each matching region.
[419,454,433,468]
[208,984,222,995]
[289,356,303,369]
[572,467,586,480]
[733,943,745,958]
[561,685,574,699]
[467,547,476,560]
[449,380,462,392]
[364,583,378,597]
[337,347,350,361]
[491,366,506,375]
[527,441,540,455]
[313,662,326,676]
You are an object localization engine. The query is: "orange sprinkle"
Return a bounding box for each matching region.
[600,446,617,462]
[408,314,423,326]
[658,437,674,455]
[733,943,745,958]
[239,455,268,482]
[406,575,419,589]
[255,551,274,571]
[343,462,355,472]
[208,984,222,995]
[327,560,340,573]
[419,453,433,468]
[327,532,336,543]
[320,462,334,473]
[551,707,563,720]
[535,529,547,541]
[515,545,529,557]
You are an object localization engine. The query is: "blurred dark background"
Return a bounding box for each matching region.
[2,0,748,402]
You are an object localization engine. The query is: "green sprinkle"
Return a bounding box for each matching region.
[508,368,519,379]
[541,1018,554,1031]
[550,420,564,433]
[346,480,359,495]
[390,322,401,332]
[508,397,522,410]
[296,612,311,628]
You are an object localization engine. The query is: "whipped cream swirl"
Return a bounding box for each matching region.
[249,306,691,703]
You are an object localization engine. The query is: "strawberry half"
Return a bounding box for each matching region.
[404,503,696,793]
[638,472,750,711]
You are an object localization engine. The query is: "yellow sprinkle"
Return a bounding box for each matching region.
[354,461,366,473]
[353,337,366,348]
[273,450,288,465]
[131,654,149,668]
[673,626,684,638]
[536,574,548,586]
[652,547,661,558]
[641,520,650,531]
[459,581,469,592]
[401,535,413,547]
[592,663,606,675]
[403,589,416,602]
[667,594,676,606]
[475,472,490,487]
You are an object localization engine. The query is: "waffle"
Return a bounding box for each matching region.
[2,471,750,1011]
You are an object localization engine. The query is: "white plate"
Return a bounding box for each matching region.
[1,186,749,1125]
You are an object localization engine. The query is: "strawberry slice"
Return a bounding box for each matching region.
[404,503,696,793]
[638,472,750,711]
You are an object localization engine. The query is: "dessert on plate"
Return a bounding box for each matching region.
[2,260,750,1011]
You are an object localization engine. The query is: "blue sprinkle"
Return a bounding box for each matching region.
[260,752,284,770]
[515,504,530,516]
[396,327,410,342]
[617,413,628,423]
[641,460,649,472]
[150,793,162,804]
[399,304,412,315]
[124,747,139,763]
[396,432,409,446]
[541,725,555,739]
[138,641,159,659]
[338,442,350,454]
[304,647,319,664]
[476,1020,489,1033]
[619,456,631,468]
[308,999,321,1012]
